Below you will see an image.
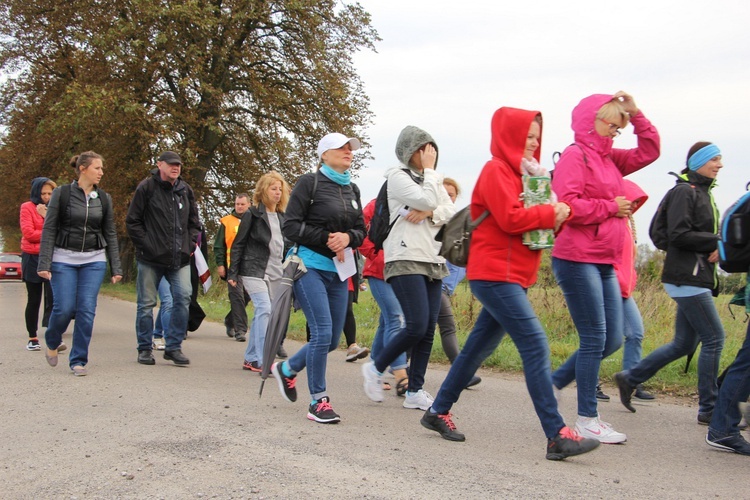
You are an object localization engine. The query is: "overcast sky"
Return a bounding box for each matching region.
[348,0,750,244]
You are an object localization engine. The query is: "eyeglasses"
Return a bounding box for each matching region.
[598,118,621,136]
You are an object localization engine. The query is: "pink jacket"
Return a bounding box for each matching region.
[19,201,45,255]
[551,94,660,265]
[615,180,648,298]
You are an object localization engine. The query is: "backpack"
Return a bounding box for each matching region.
[718,185,750,273]
[434,205,490,267]
[367,168,416,253]
[649,177,695,251]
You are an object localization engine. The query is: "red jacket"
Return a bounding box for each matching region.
[20,201,45,255]
[360,199,385,280]
[467,107,556,288]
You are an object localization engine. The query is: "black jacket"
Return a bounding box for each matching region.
[38,181,122,275]
[126,169,202,269]
[227,204,287,281]
[662,171,720,293]
[282,171,365,257]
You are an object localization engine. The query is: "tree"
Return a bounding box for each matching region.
[0,0,378,273]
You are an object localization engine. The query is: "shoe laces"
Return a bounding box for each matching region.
[438,413,457,431]
[558,426,583,442]
[315,399,333,413]
[285,376,297,389]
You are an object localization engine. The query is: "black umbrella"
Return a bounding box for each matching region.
[258,252,307,397]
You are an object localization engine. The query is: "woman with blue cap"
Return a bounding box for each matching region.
[615,142,726,426]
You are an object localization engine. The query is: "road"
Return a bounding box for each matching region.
[0,281,745,499]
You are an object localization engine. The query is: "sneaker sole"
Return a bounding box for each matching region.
[271,363,297,403]
[404,402,432,410]
[307,413,341,424]
[705,435,745,454]
[27,346,41,351]
[546,441,600,460]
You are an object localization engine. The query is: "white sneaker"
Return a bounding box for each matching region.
[575,415,627,444]
[403,389,434,410]
[153,337,166,350]
[362,362,384,402]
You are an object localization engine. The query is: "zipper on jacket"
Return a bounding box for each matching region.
[81,191,90,252]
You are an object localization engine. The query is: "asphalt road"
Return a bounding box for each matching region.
[0,281,746,499]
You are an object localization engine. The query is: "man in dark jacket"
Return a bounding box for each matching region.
[126,151,202,366]
[213,193,251,342]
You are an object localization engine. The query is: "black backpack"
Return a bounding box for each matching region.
[718,184,750,273]
[649,177,695,251]
[367,168,418,253]
[435,205,490,267]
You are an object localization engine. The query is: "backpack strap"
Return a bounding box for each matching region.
[470,210,490,230]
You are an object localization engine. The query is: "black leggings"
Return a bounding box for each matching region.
[25,280,53,337]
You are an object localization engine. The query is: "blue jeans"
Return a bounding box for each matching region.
[551,258,623,417]
[374,274,442,393]
[243,280,273,364]
[432,281,565,438]
[287,269,348,400]
[45,260,107,368]
[622,296,644,371]
[136,262,191,352]
[710,322,750,435]
[153,277,172,338]
[623,291,724,414]
[368,277,407,371]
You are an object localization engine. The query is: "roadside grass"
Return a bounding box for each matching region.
[100,275,748,397]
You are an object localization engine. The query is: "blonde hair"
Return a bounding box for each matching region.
[596,99,630,128]
[443,177,461,197]
[43,179,57,190]
[253,171,290,212]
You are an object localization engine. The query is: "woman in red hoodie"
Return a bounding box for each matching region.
[19,177,58,351]
[420,107,599,461]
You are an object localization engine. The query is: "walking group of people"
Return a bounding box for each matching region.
[18,89,750,460]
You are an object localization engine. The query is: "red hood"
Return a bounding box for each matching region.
[489,107,542,174]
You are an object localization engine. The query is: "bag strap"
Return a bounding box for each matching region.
[469,210,490,230]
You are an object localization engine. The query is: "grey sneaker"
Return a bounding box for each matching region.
[403,389,434,410]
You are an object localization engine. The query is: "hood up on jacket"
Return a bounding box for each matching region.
[622,179,648,213]
[30,177,51,205]
[395,125,439,170]
[489,107,541,173]
[571,93,618,155]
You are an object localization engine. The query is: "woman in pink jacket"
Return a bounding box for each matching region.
[19,177,58,351]
[550,92,660,444]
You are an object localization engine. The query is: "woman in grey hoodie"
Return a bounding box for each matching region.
[362,126,456,410]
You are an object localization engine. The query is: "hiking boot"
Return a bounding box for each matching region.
[276,344,288,359]
[345,343,370,362]
[164,349,190,365]
[243,360,261,372]
[546,426,601,460]
[271,362,297,403]
[153,337,166,351]
[137,350,155,365]
[614,371,636,413]
[421,410,466,442]
[307,396,341,424]
[706,430,750,455]
[361,362,384,403]
[403,389,434,410]
[698,412,713,426]
[596,384,610,401]
[235,332,246,342]
[465,375,482,389]
[575,415,627,444]
[634,384,655,401]
[26,338,41,351]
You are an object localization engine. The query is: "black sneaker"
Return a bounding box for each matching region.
[698,411,713,426]
[634,384,655,401]
[596,384,610,401]
[465,375,482,389]
[421,409,466,442]
[271,362,297,402]
[138,350,155,365]
[706,429,750,455]
[164,349,190,365]
[613,371,636,413]
[277,344,288,359]
[26,338,41,351]
[546,426,600,460]
[307,397,341,424]
[225,324,235,338]
[235,332,246,342]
